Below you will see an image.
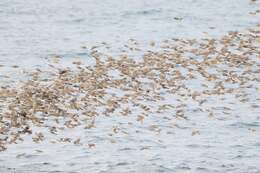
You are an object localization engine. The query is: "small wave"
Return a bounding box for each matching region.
[122,9,162,18]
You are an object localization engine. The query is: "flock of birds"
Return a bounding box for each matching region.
[0,26,259,152]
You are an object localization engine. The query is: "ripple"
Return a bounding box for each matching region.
[229,122,259,128]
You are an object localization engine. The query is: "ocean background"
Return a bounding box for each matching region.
[0,0,259,66]
[0,0,260,173]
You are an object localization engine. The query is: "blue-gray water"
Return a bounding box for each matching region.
[0,0,260,173]
[0,0,259,65]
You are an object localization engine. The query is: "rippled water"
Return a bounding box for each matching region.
[1,0,259,65]
[0,0,260,173]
